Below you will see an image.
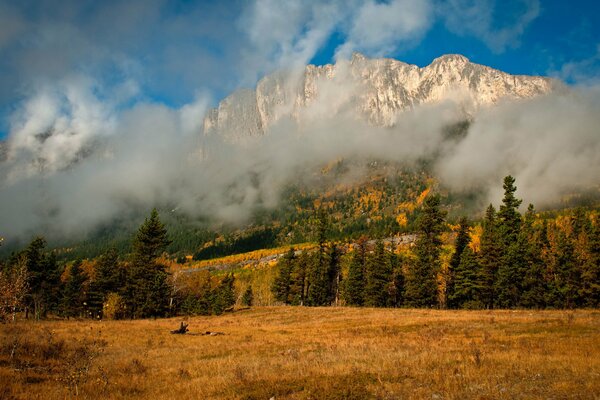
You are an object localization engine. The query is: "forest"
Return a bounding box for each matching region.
[1,175,599,323]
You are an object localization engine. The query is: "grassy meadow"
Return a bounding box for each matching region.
[1,307,599,399]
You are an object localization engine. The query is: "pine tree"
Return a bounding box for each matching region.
[272,248,295,304]
[405,194,446,308]
[124,209,172,318]
[242,285,254,307]
[495,176,525,308]
[364,239,391,307]
[306,217,331,306]
[22,237,60,319]
[478,204,501,309]
[345,237,367,306]
[88,248,123,318]
[579,214,600,307]
[213,273,235,315]
[289,253,309,305]
[61,260,87,318]
[388,250,405,307]
[447,217,470,308]
[449,247,482,309]
[520,205,548,308]
[327,244,341,305]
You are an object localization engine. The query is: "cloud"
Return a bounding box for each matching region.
[441,0,540,53]
[335,0,433,60]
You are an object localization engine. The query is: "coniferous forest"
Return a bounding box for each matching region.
[1,176,599,322]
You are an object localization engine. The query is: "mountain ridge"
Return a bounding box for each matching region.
[203,53,558,142]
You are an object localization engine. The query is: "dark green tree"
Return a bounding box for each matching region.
[124,209,172,318]
[495,176,525,308]
[60,260,87,318]
[449,247,482,309]
[405,194,446,308]
[344,237,367,306]
[478,205,501,308]
[272,248,295,304]
[87,248,124,318]
[306,217,331,306]
[21,237,60,319]
[213,273,235,315]
[364,239,391,307]
[579,215,600,307]
[520,205,548,308]
[241,285,254,307]
[447,217,470,308]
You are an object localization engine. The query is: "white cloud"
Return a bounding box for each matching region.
[441,0,540,53]
[335,0,433,60]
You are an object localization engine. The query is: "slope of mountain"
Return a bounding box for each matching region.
[203,54,557,142]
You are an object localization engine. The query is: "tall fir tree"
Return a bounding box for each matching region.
[307,213,331,306]
[495,176,525,308]
[405,194,446,308]
[124,209,172,318]
[478,205,501,309]
[61,260,87,318]
[578,214,600,307]
[519,205,548,308]
[21,237,60,319]
[364,239,391,307]
[272,247,295,304]
[213,273,235,315]
[449,247,482,309]
[344,237,367,306]
[447,217,470,308]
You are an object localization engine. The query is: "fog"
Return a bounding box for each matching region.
[1,73,599,240]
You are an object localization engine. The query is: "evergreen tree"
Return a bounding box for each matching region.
[520,205,548,308]
[87,248,123,318]
[449,247,482,309]
[344,237,367,306]
[579,215,600,307]
[327,244,342,305]
[124,209,172,318]
[405,194,446,308]
[213,273,235,315]
[447,217,470,308]
[289,253,309,305]
[272,248,295,304]
[364,239,391,307]
[306,216,331,306]
[478,205,501,309]
[388,250,405,307]
[495,176,525,308]
[61,260,87,318]
[242,285,254,307]
[22,237,60,319]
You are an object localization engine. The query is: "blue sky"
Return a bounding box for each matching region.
[0,0,598,140]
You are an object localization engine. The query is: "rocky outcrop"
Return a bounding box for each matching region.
[203,54,556,142]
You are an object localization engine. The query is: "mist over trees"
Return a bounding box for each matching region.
[1,176,599,323]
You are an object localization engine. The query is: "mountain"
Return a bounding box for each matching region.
[203,54,557,143]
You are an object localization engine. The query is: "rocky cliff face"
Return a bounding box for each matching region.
[203,54,556,142]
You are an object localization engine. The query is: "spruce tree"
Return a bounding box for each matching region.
[478,205,501,309]
[579,215,600,307]
[213,273,235,315]
[495,176,525,308]
[364,239,391,307]
[272,248,295,304]
[306,217,331,306]
[61,260,87,318]
[345,237,367,306]
[242,285,254,307]
[327,244,342,305]
[289,253,309,305]
[520,205,548,308]
[22,237,60,319]
[405,194,446,308]
[125,209,171,318]
[449,247,482,309]
[447,217,470,308]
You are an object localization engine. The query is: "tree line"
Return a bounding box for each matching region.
[272,176,600,309]
[0,209,243,321]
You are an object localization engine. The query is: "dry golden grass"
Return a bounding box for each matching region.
[1,308,599,399]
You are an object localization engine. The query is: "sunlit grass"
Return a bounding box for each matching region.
[1,307,599,399]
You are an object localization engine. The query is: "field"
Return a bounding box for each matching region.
[1,308,599,400]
